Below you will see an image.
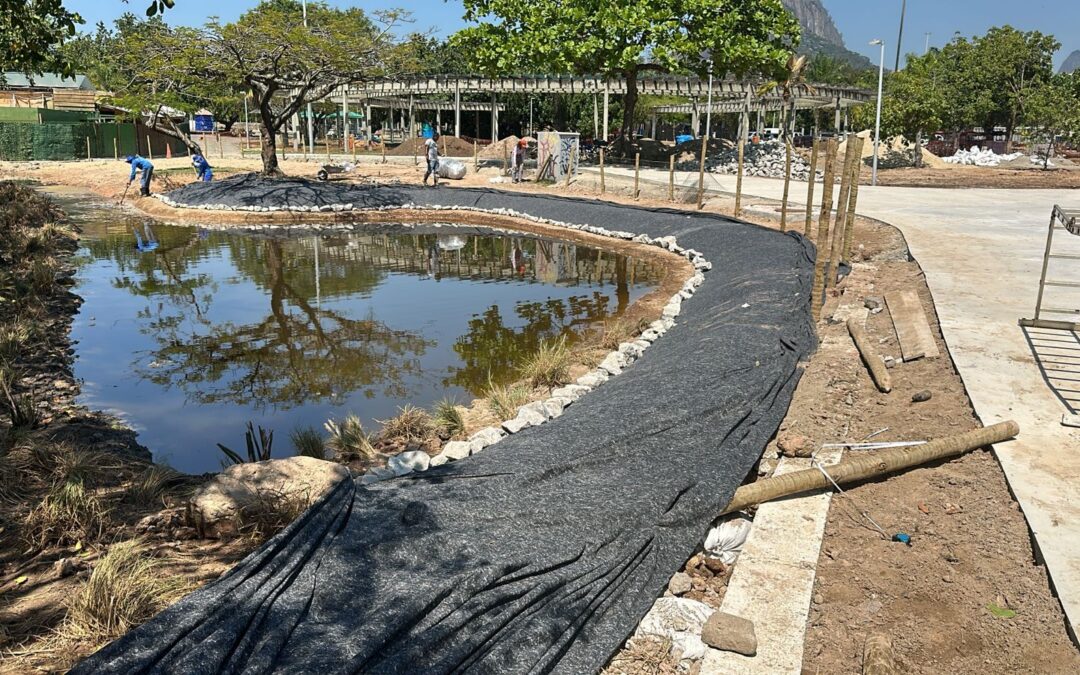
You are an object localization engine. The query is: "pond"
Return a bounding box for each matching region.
[58,191,662,473]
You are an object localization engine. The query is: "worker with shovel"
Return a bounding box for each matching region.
[124,154,155,196]
[191,153,213,182]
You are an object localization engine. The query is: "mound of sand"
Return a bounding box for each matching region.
[839,130,948,169]
[388,135,476,158]
[480,135,522,159]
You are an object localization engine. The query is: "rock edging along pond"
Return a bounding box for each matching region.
[74,176,815,673]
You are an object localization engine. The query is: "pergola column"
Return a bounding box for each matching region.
[602,84,609,141]
[454,82,461,137]
[492,92,498,141]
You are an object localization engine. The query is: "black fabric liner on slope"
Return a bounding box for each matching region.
[75,176,817,674]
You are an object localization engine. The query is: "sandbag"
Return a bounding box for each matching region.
[438,159,467,180]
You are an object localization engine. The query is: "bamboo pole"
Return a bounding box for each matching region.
[147,136,153,161]
[669,154,675,201]
[86,136,91,160]
[780,140,792,230]
[721,421,1019,515]
[113,137,118,160]
[219,133,224,159]
[696,133,708,209]
[599,148,606,193]
[382,140,387,164]
[804,139,819,236]
[735,138,745,216]
[810,139,838,321]
[843,139,866,261]
[847,318,892,393]
[564,147,576,188]
[634,153,641,199]
[826,138,859,294]
[503,142,510,176]
[863,634,898,675]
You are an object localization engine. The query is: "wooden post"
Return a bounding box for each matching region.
[599,148,606,193]
[382,139,387,164]
[503,141,509,176]
[825,139,859,295]
[113,137,118,160]
[669,154,675,201]
[696,133,708,209]
[326,137,331,161]
[86,136,91,160]
[842,138,866,261]
[352,134,357,161]
[218,133,224,159]
[810,139,838,321]
[147,136,153,161]
[735,138,745,216]
[473,140,478,172]
[804,139,820,236]
[633,152,641,199]
[780,138,792,231]
[847,318,892,393]
[564,147,576,188]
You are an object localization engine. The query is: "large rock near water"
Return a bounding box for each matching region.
[188,457,350,538]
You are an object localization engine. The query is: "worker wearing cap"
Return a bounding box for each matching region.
[125,154,155,196]
[191,153,213,182]
[511,139,527,183]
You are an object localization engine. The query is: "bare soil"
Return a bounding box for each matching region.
[867,165,1080,189]
[1,156,1076,673]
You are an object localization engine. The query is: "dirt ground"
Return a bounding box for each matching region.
[1,156,1077,673]
[865,165,1080,189]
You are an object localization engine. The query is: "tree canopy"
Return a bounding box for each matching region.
[451,0,799,139]
[0,0,82,79]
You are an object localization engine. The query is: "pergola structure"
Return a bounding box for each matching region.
[325,75,871,143]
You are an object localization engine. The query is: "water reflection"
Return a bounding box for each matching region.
[72,219,660,473]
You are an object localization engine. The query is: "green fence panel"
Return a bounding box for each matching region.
[0,122,34,160]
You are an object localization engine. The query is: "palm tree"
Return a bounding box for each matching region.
[758,55,816,232]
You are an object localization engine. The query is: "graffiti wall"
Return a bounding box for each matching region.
[536,131,580,182]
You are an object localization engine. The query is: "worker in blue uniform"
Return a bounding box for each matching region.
[191,153,213,182]
[125,155,155,196]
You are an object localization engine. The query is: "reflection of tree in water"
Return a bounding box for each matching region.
[122,238,431,409]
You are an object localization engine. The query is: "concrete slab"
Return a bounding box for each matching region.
[599,165,1080,641]
[702,448,842,674]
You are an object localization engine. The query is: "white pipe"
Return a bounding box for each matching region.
[871,39,885,186]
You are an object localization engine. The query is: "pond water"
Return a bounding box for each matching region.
[59,192,661,473]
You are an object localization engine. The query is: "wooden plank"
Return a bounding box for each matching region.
[886,290,941,361]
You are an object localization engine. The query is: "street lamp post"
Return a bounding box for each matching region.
[870,39,886,186]
[302,0,315,152]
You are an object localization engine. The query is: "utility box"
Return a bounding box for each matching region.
[536,131,580,182]
[193,111,214,133]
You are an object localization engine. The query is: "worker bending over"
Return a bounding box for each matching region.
[192,153,213,182]
[125,154,155,196]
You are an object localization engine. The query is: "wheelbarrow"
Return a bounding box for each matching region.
[316,162,357,182]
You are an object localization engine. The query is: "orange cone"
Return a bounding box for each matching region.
[166,144,172,159]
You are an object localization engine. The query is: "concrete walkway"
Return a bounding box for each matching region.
[599,165,1080,642]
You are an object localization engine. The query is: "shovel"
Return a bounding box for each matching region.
[118,181,132,206]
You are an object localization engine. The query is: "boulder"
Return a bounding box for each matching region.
[387,450,430,475]
[441,440,472,461]
[188,457,349,538]
[469,427,506,452]
[700,611,757,656]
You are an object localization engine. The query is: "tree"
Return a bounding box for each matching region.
[874,54,946,167]
[452,0,798,142]
[1024,72,1080,169]
[972,27,1060,151]
[0,0,83,78]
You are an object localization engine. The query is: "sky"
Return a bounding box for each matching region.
[66,0,1080,71]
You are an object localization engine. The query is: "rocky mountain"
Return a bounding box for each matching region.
[781,0,874,70]
[1061,50,1080,74]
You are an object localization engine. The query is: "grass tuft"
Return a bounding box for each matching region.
[485,378,531,421]
[377,404,435,443]
[23,480,109,550]
[125,464,187,507]
[324,415,375,461]
[519,335,573,389]
[234,487,312,541]
[433,398,466,439]
[0,324,31,363]
[290,425,327,460]
[64,540,190,642]
[0,370,38,430]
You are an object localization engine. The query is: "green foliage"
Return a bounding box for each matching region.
[324,415,376,461]
[485,377,531,420]
[289,425,327,460]
[216,421,274,465]
[0,0,83,79]
[519,335,573,389]
[433,398,466,438]
[453,0,799,135]
[1024,72,1080,168]
[23,479,108,550]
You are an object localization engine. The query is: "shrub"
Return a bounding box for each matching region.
[289,425,327,460]
[23,480,109,550]
[324,415,375,461]
[485,378,531,421]
[216,421,273,465]
[377,404,435,443]
[64,540,190,641]
[125,465,187,507]
[433,398,466,438]
[519,335,573,389]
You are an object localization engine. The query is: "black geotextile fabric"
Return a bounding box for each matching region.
[75,175,817,674]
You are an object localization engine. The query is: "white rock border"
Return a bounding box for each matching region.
[153,194,712,482]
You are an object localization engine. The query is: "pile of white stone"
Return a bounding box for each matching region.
[942,145,1024,167]
[706,141,817,180]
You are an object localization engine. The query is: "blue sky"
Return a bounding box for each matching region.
[67,0,1080,70]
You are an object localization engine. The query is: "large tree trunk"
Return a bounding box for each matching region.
[621,67,639,140]
[256,96,283,176]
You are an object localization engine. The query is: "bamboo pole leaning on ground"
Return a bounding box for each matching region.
[721,421,1019,515]
[669,154,676,201]
[804,139,820,235]
[810,139,839,321]
[847,317,892,392]
[599,148,606,193]
[862,635,899,675]
[826,138,860,294]
[843,140,867,261]
[634,152,641,199]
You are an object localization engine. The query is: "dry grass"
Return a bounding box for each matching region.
[63,540,191,642]
[23,480,110,550]
[602,637,679,675]
[519,335,573,389]
[290,425,327,460]
[125,464,188,507]
[433,398,466,439]
[235,487,312,540]
[0,324,31,363]
[0,369,38,430]
[378,404,436,443]
[486,379,532,421]
[325,415,376,461]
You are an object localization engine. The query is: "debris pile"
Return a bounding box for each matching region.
[679,141,818,180]
[942,146,1024,167]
